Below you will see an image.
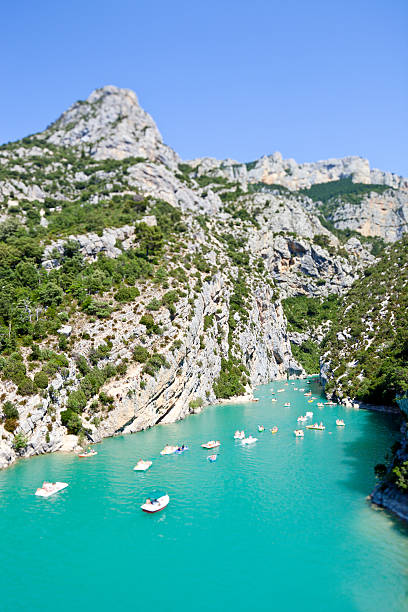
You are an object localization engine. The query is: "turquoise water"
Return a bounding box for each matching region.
[1,379,407,611]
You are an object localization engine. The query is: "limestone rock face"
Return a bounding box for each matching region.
[43,86,179,169]
[326,190,408,242]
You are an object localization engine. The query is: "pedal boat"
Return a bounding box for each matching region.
[306,423,325,430]
[284,402,291,407]
[234,430,245,440]
[133,460,152,471]
[305,411,313,418]
[271,398,277,402]
[241,435,258,445]
[141,494,169,513]
[78,448,98,458]
[270,426,278,434]
[336,419,345,426]
[201,440,221,449]
[35,482,68,497]
[207,454,217,462]
[258,425,265,432]
[294,430,304,438]
[160,445,178,456]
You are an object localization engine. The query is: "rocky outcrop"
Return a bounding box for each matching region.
[42,86,179,169]
[326,190,408,242]
[371,484,408,522]
[189,152,408,192]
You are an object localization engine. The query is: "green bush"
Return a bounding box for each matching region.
[2,401,19,420]
[133,345,150,363]
[67,389,87,412]
[4,418,18,432]
[60,409,82,434]
[34,371,49,389]
[114,286,140,303]
[142,353,169,376]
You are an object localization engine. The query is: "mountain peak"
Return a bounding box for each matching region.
[43,85,179,167]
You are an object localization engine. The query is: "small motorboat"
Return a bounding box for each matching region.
[141,494,170,513]
[258,425,265,432]
[308,399,314,403]
[277,389,285,393]
[201,440,221,449]
[284,402,291,407]
[242,435,258,445]
[336,419,345,427]
[160,445,178,456]
[35,482,68,498]
[306,423,325,430]
[78,448,98,458]
[297,415,307,422]
[317,402,324,407]
[207,454,217,462]
[175,445,189,454]
[284,383,289,386]
[271,390,275,395]
[294,430,304,438]
[270,426,278,434]
[271,398,277,402]
[325,401,336,406]
[294,387,298,390]
[234,430,245,440]
[305,411,313,418]
[304,392,312,397]
[133,460,152,471]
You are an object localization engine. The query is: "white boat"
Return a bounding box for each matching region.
[234,430,245,440]
[35,482,68,498]
[297,415,307,422]
[325,401,336,406]
[305,411,313,418]
[299,388,305,392]
[317,403,324,407]
[141,494,169,513]
[294,430,304,438]
[294,387,298,390]
[336,419,345,427]
[242,435,258,445]
[133,460,152,471]
[284,402,291,407]
[306,423,325,431]
[201,440,221,449]
[271,398,277,402]
[277,389,285,393]
[77,449,98,458]
[160,445,177,456]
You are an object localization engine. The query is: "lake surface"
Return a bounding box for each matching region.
[0,379,407,611]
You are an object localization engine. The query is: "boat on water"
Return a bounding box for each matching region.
[305,411,313,418]
[294,430,304,438]
[294,387,298,390]
[336,419,345,427]
[258,425,265,432]
[78,448,98,458]
[133,460,152,471]
[299,388,305,391]
[242,435,258,445]
[201,440,221,449]
[325,401,336,406]
[306,423,325,431]
[308,399,314,403]
[141,494,169,513]
[234,430,245,440]
[277,389,285,393]
[270,426,278,434]
[175,445,189,454]
[284,402,291,407]
[317,402,324,407]
[271,398,277,402]
[297,415,307,422]
[160,445,178,455]
[304,392,312,397]
[207,454,217,462]
[35,482,68,498]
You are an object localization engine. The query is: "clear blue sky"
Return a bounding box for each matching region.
[1,0,407,175]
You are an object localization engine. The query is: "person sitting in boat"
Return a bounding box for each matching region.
[146,498,151,504]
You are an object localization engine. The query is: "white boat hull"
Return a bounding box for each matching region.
[141,494,170,513]
[35,482,68,498]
